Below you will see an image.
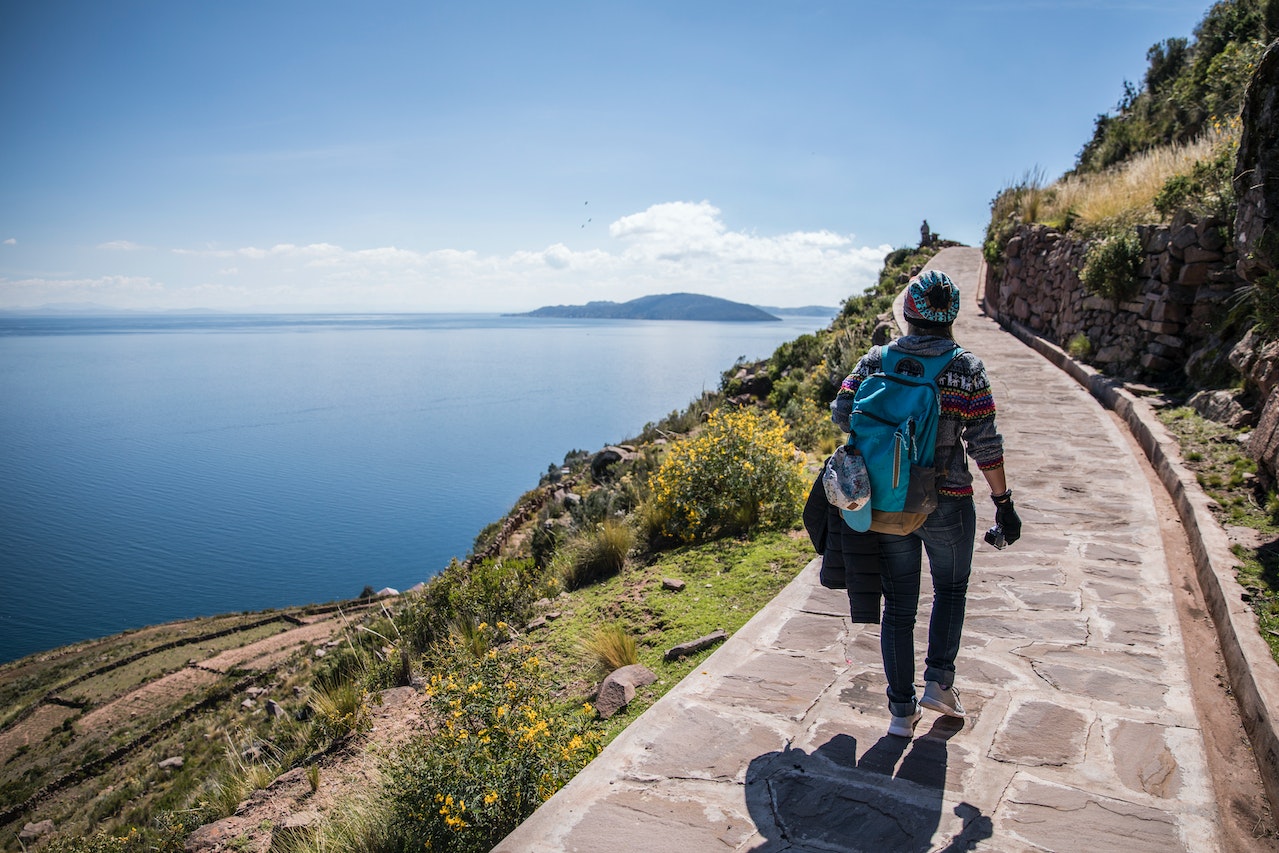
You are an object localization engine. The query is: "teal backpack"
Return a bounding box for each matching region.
[840,342,965,535]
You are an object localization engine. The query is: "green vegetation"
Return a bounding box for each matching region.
[1250,270,1279,341]
[557,518,636,590]
[1080,231,1144,302]
[1152,130,1238,222]
[643,408,805,545]
[383,640,602,853]
[1159,406,1279,661]
[1074,0,1274,174]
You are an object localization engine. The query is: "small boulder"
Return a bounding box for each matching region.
[590,446,637,482]
[664,629,728,662]
[158,756,185,770]
[265,699,286,719]
[19,821,54,842]
[184,817,248,851]
[1188,389,1256,428]
[738,373,773,398]
[661,578,686,592]
[594,664,658,719]
[282,810,322,830]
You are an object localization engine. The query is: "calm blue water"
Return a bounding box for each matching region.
[0,313,827,663]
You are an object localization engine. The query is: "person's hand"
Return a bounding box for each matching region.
[992,490,1021,545]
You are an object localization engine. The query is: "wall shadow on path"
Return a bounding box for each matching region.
[743,721,993,852]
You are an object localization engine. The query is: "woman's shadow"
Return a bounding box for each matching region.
[743,718,992,852]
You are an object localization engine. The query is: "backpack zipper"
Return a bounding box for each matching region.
[892,435,902,489]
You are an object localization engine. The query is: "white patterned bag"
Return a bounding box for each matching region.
[822,444,871,511]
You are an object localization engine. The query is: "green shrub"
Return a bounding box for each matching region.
[1153,141,1236,222]
[1067,333,1093,359]
[1251,270,1279,341]
[559,519,635,590]
[1080,232,1143,302]
[43,826,180,853]
[644,408,805,544]
[309,681,370,746]
[399,558,546,652]
[530,521,562,568]
[382,640,601,853]
[781,395,841,454]
[768,333,824,377]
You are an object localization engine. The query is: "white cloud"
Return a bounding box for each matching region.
[2,238,15,246]
[4,202,891,312]
[0,275,164,308]
[97,240,144,251]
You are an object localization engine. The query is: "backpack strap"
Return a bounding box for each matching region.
[930,345,967,384]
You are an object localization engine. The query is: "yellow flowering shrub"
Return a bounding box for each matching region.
[645,407,805,544]
[383,639,601,852]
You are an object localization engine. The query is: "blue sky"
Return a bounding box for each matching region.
[0,1,1214,312]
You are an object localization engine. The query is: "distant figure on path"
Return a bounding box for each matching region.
[831,269,1022,738]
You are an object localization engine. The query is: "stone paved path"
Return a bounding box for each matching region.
[497,247,1225,852]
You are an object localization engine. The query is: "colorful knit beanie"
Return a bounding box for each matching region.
[903,270,960,327]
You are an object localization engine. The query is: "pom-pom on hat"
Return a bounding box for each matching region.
[903,269,960,327]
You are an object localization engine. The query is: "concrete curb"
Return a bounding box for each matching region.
[976,265,1279,811]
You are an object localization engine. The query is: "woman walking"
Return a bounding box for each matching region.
[831,269,1021,738]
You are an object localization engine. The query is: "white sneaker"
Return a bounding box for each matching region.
[920,680,966,718]
[887,708,922,738]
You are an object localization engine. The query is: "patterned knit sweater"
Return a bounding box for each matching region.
[830,335,1005,498]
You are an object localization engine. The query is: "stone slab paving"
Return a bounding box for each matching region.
[496,247,1224,852]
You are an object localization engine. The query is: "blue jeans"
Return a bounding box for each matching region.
[878,496,976,717]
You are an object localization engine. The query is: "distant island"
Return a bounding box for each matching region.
[511,292,782,322]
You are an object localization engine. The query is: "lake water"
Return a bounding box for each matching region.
[0,313,827,663]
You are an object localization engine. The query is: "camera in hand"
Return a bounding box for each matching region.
[984,524,1007,550]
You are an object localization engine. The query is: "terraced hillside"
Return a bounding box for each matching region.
[0,599,383,846]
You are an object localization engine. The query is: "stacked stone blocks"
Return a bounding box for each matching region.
[986,213,1240,381]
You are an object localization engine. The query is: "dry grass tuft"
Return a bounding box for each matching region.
[580,622,639,673]
[1044,125,1238,233]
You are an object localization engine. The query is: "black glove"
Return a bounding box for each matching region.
[992,490,1021,545]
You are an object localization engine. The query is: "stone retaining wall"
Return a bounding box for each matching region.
[982,215,1242,382]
